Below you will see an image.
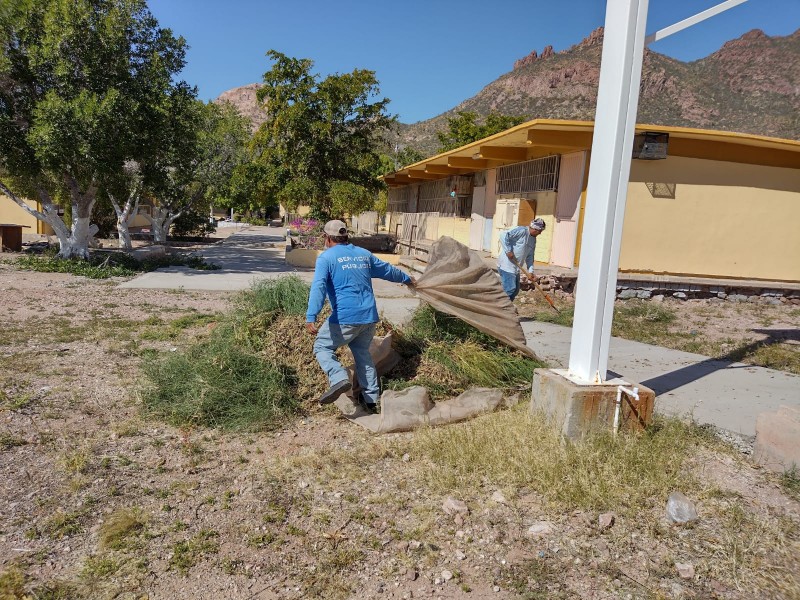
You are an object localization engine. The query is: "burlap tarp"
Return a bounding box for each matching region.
[413,236,537,359]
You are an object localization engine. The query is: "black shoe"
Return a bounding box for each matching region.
[319,380,351,405]
[358,395,378,414]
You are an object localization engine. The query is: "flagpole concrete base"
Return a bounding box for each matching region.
[530,368,655,439]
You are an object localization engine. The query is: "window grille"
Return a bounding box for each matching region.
[496,155,560,195]
[417,176,473,216]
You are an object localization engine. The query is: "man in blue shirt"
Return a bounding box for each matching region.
[306,220,414,412]
[498,218,546,301]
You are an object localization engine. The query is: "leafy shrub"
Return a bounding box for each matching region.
[14,251,218,279]
[171,208,216,238]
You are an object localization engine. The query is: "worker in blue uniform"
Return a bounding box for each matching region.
[306,220,414,412]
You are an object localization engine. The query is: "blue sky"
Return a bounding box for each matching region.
[148,0,800,124]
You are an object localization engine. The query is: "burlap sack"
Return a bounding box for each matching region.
[413,236,538,359]
[339,386,505,434]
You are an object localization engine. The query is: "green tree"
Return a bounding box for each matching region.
[250,50,395,219]
[376,145,425,176]
[436,111,527,153]
[144,97,250,242]
[0,0,188,258]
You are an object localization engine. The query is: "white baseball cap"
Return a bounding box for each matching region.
[323,220,348,236]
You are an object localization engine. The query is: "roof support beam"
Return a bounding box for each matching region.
[478,146,528,161]
[424,164,461,175]
[406,169,441,180]
[644,0,747,45]
[527,130,594,149]
[448,157,489,169]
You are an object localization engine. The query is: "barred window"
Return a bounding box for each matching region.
[496,155,560,195]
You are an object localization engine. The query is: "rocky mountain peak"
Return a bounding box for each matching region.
[513,27,604,71]
[213,82,266,131]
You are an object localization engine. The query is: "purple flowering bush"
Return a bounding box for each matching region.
[289,218,319,234]
[288,218,325,250]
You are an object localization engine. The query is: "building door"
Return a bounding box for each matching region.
[550,151,586,267]
[469,186,486,250]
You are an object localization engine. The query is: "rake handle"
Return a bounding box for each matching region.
[510,256,561,314]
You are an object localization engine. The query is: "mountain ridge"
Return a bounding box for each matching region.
[215,27,800,155]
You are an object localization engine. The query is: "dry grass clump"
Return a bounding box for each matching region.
[0,564,26,598]
[233,311,333,404]
[98,508,147,550]
[383,305,542,401]
[265,405,799,598]
[409,405,700,511]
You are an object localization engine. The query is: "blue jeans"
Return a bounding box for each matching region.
[313,321,379,404]
[499,268,521,301]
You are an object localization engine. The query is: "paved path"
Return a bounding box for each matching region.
[118,226,421,324]
[120,226,799,437]
[522,321,798,438]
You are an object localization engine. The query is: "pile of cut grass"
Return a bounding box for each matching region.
[140,277,311,431]
[383,305,543,401]
[141,280,543,430]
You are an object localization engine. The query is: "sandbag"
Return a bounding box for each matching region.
[339,386,505,434]
[427,388,504,426]
[413,236,538,359]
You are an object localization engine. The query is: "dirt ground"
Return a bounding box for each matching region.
[1,260,798,599]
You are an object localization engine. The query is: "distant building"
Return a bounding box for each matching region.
[382,119,800,283]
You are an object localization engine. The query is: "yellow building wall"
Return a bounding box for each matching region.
[0,197,54,234]
[129,212,150,227]
[437,217,471,246]
[531,195,555,264]
[621,156,800,282]
[488,192,557,262]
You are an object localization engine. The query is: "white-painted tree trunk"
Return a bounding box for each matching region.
[0,177,98,259]
[60,176,99,259]
[145,206,182,244]
[108,191,140,251]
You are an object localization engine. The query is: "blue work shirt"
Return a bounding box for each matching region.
[498,225,537,275]
[306,243,411,325]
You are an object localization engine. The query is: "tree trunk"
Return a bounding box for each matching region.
[109,192,140,251]
[0,176,98,259]
[146,206,181,244]
[60,175,99,259]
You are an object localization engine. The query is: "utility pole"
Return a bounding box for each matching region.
[567,0,748,384]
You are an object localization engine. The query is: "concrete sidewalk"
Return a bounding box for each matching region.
[119,226,799,438]
[522,321,799,438]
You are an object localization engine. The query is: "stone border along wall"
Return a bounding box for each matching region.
[537,275,800,306]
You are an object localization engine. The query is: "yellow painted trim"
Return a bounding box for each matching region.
[285,248,320,268]
[479,146,528,160]
[573,152,592,267]
[527,130,594,149]
[449,157,489,169]
[380,118,800,181]
[424,165,462,175]
[406,169,440,180]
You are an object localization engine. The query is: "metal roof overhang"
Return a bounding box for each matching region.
[382,119,800,186]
